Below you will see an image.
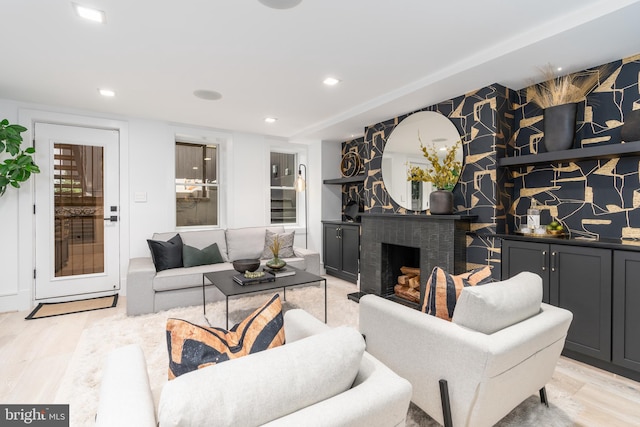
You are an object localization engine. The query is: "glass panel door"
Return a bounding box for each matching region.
[35,123,120,300]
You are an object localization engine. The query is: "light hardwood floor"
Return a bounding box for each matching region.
[1,277,640,426]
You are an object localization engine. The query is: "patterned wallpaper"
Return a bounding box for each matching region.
[509,53,640,239]
[339,52,640,277]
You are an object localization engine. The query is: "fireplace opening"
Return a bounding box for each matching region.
[381,243,421,306]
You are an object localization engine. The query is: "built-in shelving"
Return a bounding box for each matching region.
[499,140,640,168]
[322,175,366,185]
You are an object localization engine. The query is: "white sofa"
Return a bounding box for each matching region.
[359,272,573,427]
[95,309,413,427]
[127,226,320,315]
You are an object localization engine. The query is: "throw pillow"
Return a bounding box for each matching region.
[166,293,285,379]
[421,266,493,321]
[182,242,224,267]
[147,234,183,272]
[261,229,295,259]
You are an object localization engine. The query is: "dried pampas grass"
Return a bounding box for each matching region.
[527,65,607,109]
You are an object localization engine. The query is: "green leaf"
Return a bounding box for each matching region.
[10,181,20,188]
[0,119,8,126]
[0,142,5,152]
[25,147,36,154]
[7,124,27,133]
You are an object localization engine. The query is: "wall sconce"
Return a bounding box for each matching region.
[295,164,308,248]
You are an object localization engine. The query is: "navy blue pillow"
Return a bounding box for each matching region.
[147,234,183,272]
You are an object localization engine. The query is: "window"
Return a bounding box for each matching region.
[270,152,297,224]
[175,142,219,227]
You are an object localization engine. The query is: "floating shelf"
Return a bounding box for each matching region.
[323,175,366,185]
[499,140,640,168]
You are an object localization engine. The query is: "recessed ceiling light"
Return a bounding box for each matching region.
[73,3,106,23]
[265,117,278,123]
[98,88,115,97]
[193,90,222,101]
[323,77,340,86]
[258,0,303,10]
[557,67,563,72]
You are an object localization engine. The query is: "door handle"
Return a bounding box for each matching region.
[104,216,118,222]
[551,251,556,272]
[541,251,547,271]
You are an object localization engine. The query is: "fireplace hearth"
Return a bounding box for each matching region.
[360,213,474,307]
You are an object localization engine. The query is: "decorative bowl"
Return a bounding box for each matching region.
[232,259,261,273]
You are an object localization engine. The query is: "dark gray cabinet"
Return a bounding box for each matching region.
[323,222,359,283]
[613,251,640,372]
[502,240,612,362]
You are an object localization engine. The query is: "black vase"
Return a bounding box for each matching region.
[621,109,640,142]
[429,190,453,215]
[543,103,577,152]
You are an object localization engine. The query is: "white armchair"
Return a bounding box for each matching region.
[359,272,573,427]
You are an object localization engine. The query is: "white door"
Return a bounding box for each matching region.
[34,123,120,300]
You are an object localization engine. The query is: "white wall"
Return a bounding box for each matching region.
[0,101,24,312]
[0,98,318,312]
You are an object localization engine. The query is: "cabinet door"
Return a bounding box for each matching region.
[501,240,550,303]
[613,251,640,372]
[550,245,612,361]
[340,225,360,279]
[323,224,341,274]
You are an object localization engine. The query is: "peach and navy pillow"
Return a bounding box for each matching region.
[166,293,285,379]
[421,266,493,321]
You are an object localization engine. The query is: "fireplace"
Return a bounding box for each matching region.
[359,213,474,307]
[381,243,421,305]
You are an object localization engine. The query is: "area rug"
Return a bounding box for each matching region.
[54,284,581,426]
[25,294,118,320]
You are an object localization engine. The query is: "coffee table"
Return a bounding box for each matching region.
[203,267,327,328]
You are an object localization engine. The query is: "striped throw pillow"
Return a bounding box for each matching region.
[421,266,493,321]
[166,293,285,379]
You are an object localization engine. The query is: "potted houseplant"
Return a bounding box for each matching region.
[527,65,604,152]
[0,119,40,197]
[407,138,462,214]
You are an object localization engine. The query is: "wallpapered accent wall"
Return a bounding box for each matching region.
[339,52,640,276]
[341,86,513,275]
[509,54,640,239]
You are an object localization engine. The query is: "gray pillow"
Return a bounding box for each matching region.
[182,243,224,267]
[261,230,295,259]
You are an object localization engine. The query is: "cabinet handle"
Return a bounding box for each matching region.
[541,251,547,271]
[551,251,556,272]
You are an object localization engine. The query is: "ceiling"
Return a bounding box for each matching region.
[2,0,640,143]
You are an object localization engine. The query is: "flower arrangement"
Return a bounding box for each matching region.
[526,65,605,109]
[269,235,281,258]
[407,136,462,191]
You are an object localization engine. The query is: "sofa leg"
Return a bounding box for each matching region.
[539,387,549,407]
[439,379,453,427]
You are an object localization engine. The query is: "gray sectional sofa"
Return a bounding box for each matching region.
[126,226,321,315]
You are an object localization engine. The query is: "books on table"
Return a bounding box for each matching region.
[264,267,296,278]
[233,273,276,286]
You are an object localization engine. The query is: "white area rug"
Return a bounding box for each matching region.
[55,281,581,426]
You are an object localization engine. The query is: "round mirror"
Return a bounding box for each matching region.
[381,111,463,211]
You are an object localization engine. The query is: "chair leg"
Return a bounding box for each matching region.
[439,379,453,427]
[539,386,549,408]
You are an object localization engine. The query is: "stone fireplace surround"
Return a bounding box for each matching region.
[359,213,475,307]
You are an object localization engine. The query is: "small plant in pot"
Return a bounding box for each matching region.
[0,119,40,197]
[407,137,462,215]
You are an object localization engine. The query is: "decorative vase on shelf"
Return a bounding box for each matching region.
[429,190,453,215]
[543,103,577,152]
[411,181,422,211]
